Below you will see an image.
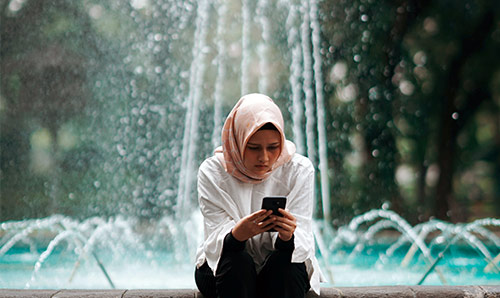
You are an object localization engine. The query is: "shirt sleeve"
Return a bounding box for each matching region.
[197,159,240,273]
[285,158,316,264]
[275,234,294,252]
[223,231,246,252]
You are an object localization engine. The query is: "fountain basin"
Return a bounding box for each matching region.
[1,286,500,298]
[2,238,499,289]
[1,213,499,289]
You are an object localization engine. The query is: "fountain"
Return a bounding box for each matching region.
[1,0,499,295]
[0,209,499,289]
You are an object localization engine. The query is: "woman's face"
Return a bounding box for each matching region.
[243,129,282,176]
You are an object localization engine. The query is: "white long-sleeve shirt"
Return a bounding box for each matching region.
[195,153,324,294]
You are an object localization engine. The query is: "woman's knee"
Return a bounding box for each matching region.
[216,251,257,298]
[288,262,310,289]
[216,250,256,276]
[259,258,310,297]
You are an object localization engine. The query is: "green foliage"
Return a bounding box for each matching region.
[1,0,499,223]
[322,0,500,223]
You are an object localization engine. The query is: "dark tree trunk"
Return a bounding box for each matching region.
[381,0,431,214]
[435,91,457,220]
[434,10,495,221]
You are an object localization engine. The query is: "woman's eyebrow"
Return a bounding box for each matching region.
[247,141,280,145]
[247,142,280,146]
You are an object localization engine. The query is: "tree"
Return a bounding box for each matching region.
[321,0,500,222]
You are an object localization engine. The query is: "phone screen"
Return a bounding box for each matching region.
[261,197,286,232]
[261,196,287,216]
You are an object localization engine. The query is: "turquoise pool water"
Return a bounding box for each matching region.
[1,212,498,289]
[321,243,500,287]
[1,242,498,289]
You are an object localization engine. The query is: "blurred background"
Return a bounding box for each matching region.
[1,0,499,226]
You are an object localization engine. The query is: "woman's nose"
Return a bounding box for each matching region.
[259,149,269,162]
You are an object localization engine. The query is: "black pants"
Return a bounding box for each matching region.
[195,249,310,298]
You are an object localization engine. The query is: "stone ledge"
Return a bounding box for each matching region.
[1,286,499,298]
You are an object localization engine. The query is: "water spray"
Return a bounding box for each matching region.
[417,234,458,285]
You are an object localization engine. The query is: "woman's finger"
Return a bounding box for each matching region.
[275,225,294,241]
[262,223,277,232]
[259,215,276,229]
[274,219,294,232]
[253,210,273,223]
[244,210,268,225]
[278,208,295,220]
[247,209,267,222]
[273,213,296,240]
[274,212,296,227]
[248,209,267,220]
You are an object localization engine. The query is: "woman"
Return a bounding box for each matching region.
[195,93,323,298]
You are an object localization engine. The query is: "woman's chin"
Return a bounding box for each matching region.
[251,168,270,176]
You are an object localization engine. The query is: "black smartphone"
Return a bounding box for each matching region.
[261,196,287,232]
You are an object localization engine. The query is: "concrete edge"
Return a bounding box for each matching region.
[0,286,499,298]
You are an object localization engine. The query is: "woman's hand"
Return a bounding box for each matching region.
[232,209,275,241]
[272,208,296,241]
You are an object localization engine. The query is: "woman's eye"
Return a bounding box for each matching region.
[268,146,279,151]
[248,146,259,150]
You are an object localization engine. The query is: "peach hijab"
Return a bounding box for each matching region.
[215,93,296,184]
